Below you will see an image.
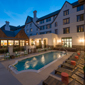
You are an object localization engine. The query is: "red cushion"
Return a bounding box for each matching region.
[61,72,69,84]
[77,53,80,56]
[75,56,79,59]
[71,60,76,66]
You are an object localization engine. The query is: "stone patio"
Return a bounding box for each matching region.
[1,51,73,85]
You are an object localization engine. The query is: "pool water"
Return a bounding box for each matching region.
[14,52,65,71]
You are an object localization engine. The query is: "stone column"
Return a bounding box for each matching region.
[41,38,44,49]
[25,45,29,53]
[8,46,13,55]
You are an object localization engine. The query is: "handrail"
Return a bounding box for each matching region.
[59,47,67,55]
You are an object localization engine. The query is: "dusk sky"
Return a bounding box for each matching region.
[0,0,77,27]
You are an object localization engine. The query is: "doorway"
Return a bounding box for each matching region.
[62,37,72,48]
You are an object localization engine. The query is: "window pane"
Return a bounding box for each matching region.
[81,26,84,32]
[8,40,13,45]
[15,40,19,45]
[20,40,25,46]
[81,14,84,21]
[1,40,7,46]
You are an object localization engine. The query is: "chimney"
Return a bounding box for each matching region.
[33,10,37,23]
[5,21,10,31]
[33,10,37,18]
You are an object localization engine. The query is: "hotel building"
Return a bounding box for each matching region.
[24,1,85,49]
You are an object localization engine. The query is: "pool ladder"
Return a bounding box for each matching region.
[59,47,67,55]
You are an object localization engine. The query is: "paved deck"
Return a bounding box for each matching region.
[0,63,22,85]
[1,51,73,85]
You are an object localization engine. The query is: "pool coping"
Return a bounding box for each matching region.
[9,50,66,74]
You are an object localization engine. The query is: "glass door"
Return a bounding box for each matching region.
[62,37,72,48]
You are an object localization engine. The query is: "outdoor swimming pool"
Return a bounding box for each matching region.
[14,52,66,72]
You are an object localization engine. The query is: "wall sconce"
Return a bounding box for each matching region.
[41,41,44,44]
[57,40,61,43]
[79,39,84,43]
[37,40,39,43]
[33,41,35,45]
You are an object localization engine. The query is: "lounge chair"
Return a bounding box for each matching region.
[75,71,84,78]
[4,52,10,59]
[43,76,75,85]
[61,63,76,70]
[24,50,28,55]
[37,49,41,52]
[55,67,78,77]
[71,74,84,85]
[15,51,20,57]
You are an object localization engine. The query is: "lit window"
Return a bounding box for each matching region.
[77,25,84,32]
[1,40,7,46]
[8,40,13,45]
[63,10,69,16]
[63,27,70,34]
[30,28,33,32]
[77,14,84,22]
[46,24,51,29]
[20,40,25,46]
[14,40,19,45]
[63,18,70,25]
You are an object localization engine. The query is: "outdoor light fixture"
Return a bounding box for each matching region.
[41,41,44,44]
[37,40,39,43]
[33,41,35,45]
[79,39,84,43]
[57,40,61,43]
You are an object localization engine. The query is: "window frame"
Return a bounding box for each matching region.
[77,25,84,32]
[46,17,51,22]
[63,27,70,34]
[55,22,57,27]
[77,14,84,22]
[46,24,51,29]
[55,29,58,34]
[77,5,84,12]
[63,18,70,25]
[63,9,69,16]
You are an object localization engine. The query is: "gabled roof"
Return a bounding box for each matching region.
[25,16,33,24]
[36,1,83,22]
[0,24,25,37]
[1,24,25,31]
[1,28,22,37]
[37,10,60,22]
[1,25,20,31]
[71,1,79,6]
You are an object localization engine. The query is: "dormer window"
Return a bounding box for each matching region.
[37,22,39,24]
[40,20,44,24]
[77,5,84,12]
[30,28,33,32]
[46,17,51,22]
[26,29,29,33]
[63,10,69,16]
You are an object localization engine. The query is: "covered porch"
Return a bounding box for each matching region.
[29,33,59,49]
